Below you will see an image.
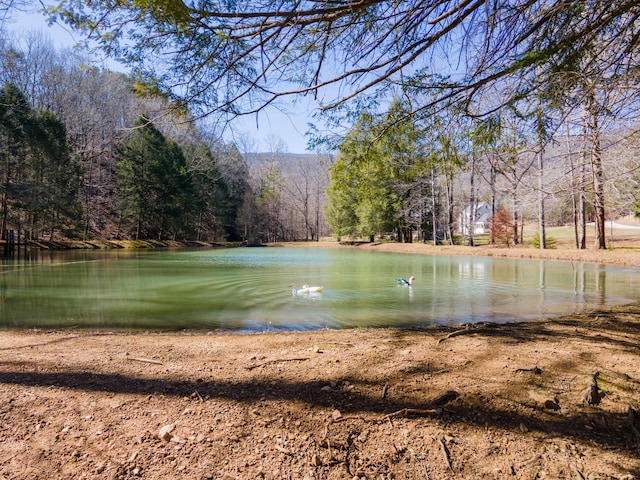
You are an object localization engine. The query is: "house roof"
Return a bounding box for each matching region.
[462,202,491,223]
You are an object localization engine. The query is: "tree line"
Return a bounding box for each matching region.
[0,32,330,244]
[42,0,640,250]
[325,93,640,249]
[3,2,640,249]
[1,30,639,250]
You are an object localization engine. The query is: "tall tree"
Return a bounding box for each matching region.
[27,109,81,239]
[326,113,396,241]
[468,115,501,246]
[0,82,30,234]
[117,115,196,240]
[185,142,230,242]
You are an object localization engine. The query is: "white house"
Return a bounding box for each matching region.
[459,202,492,235]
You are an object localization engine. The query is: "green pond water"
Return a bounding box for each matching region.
[0,247,638,331]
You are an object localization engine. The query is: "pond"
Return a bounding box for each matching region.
[0,247,638,331]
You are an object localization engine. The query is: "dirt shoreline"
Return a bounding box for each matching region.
[1,242,639,479]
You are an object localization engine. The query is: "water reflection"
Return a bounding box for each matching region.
[0,248,638,331]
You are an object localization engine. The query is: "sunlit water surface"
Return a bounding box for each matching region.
[1,247,638,331]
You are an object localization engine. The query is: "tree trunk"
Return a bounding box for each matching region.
[537,141,546,249]
[468,155,476,247]
[490,163,496,245]
[511,174,519,246]
[567,123,580,249]
[446,176,454,244]
[578,113,587,250]
[587,100,606,250]
[431,166,437,246]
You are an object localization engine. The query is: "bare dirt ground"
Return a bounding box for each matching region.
[1,241,640,480]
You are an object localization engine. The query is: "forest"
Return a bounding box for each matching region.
[0,33,330,244]
[1,2,640,248]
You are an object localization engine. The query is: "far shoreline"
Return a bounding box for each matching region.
[269,240,640,269]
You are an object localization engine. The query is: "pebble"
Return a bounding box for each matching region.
[159,424,175,441]
[544,399,560,410]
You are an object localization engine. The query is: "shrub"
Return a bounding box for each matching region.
[530,234,557,249]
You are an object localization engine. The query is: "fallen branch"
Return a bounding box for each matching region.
[518,454,541,469]
[421,461,430,479]
[328,415,367,424]
[126,356,163,365]
[515,366,542,374]
[438,438,452,470]
[426,368,450,375]
[571,465,586,480]
[380,390,459,420]
[382,383,389,399]
[381,407,438,420]
[246,357,310,370]
[437,326,488,344]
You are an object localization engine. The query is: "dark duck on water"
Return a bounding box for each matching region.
[396,276,416,286]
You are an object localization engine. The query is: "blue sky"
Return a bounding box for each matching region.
[5,6,314,154]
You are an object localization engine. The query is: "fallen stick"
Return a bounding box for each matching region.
[421,461,430,480]
[127,356,163,365]
[438,438,452,470]
[246,357,310,370]
[515,366,542,374]
[381,407,438,420]
[328,415,367,424]
[437,326,488,344]
[380,390,460,420]
[382,383,389,399]
[426,368,450,375]
[518,454,541,468]
[571,465,586,480]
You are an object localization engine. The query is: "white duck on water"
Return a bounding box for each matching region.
[290,284,324,295]
[396,276,416,286]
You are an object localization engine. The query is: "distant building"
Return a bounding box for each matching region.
[459,202,492,235]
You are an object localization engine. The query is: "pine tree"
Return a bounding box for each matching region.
[117,115,197,240]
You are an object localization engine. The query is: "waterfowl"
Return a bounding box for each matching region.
[396,276,416,286]
[291,284,324,295]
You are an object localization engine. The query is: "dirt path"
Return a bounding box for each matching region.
[1,243,639,479]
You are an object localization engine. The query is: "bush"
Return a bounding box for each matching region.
[530,233,557,249]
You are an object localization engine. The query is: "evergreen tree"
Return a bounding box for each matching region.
[184,143,230,242]
[326,113,398,241]
[0,82,30,234]
[0,83,82,239]
[27,110,82,238]
[117,115,196,240]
